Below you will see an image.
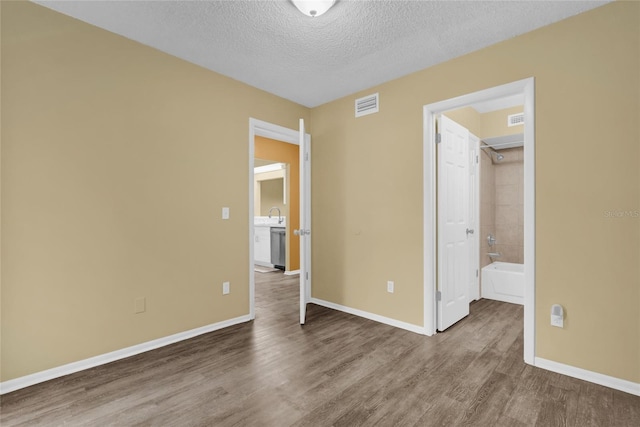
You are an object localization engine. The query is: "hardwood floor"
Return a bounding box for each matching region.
[1,271,639,426]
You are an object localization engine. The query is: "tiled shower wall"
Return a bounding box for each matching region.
[480,146,524,267]
[479,150,495,269]
[493,147,524,264]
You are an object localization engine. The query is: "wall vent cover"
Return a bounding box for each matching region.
[508,112,524,127]
[355,93,379,117]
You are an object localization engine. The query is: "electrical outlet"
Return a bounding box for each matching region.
[134,297,146,314]
[387,281,394,293]
[222,281,230,295]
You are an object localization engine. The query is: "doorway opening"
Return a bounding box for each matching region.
[423,78,535,365]
[248,118,311,324]
[254,144,299,274]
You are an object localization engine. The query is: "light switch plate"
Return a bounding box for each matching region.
[223,281,230,295]
[222,207,230,220]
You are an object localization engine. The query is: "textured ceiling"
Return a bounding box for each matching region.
[34,0,610,108]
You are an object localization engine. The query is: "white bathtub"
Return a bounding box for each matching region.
[481,262,524,305]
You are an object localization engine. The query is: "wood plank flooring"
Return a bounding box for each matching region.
[1,271,639,426]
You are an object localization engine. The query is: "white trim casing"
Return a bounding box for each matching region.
[310,298,425,335]
[522,80,536,365]
[423,109,437,336]
[535,358,640,397]
[0,315,252,395]
[423,78,536,365]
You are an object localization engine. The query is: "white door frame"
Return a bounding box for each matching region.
[248,118,301,320]
[423,78,536,365]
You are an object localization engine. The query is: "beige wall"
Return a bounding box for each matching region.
[312,1,639,383]
[1,2,309,381]
[481,106,524,139]
[443,107,481,136]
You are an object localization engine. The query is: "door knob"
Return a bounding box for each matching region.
[466,228,474,236]
[294,229,310,236]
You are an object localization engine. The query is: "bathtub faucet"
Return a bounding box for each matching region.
[488,252,502,258]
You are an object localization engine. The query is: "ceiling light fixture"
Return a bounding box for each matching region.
[291,0,336,17]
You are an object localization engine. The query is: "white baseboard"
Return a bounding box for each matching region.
[535,357,640,396]
[254,261,274,268]
[284,269,300,276]
[0,314,252,395]
[310,298,425,335]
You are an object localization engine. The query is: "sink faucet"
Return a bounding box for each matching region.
[268,207,283,224]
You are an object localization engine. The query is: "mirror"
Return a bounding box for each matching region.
[254,160,288,216]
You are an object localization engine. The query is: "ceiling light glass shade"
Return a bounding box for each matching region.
[292,0,336,17]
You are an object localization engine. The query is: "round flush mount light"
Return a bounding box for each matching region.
[291,0,336,17]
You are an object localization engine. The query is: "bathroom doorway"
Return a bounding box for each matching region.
[423,78,536,365]
[248,118,312,324]
[441,100,526,307]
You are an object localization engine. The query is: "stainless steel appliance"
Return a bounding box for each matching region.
[270,227,286,269]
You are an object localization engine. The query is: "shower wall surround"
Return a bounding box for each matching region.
[493,147,524,263]
[480,148,496,269]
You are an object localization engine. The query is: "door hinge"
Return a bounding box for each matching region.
[476,155,479,164]
[305,152,309,161]
[436,290,442,301]
[306,272,309,280]
[436,133,441,144]
[476,269,479,278]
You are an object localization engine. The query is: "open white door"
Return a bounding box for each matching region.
[437,115,471,331]
[297,118,311,324]
[469,134,480,302]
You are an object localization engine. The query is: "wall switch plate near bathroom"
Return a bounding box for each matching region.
[222,281,230,295]
[387,281,394,293]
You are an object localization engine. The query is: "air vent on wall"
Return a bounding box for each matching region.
[508,112,524,127]
[355,93,379,117]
